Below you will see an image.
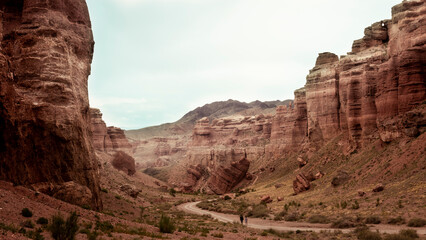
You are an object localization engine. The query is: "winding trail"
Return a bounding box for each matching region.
[178,201,426,235]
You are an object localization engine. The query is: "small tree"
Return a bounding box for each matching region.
[159,214,175,233]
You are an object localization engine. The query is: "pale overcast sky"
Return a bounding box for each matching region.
[86,0,401,130]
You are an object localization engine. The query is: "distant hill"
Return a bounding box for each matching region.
[125,99,292,140]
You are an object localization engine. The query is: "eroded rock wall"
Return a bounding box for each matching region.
[181,0,426,194]
[0,0,101,209]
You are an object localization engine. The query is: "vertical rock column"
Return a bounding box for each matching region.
[0,0,102,209]
[305,52,340,143]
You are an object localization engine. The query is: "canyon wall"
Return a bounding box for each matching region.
[180,0,426,194]
[0,0,101,209]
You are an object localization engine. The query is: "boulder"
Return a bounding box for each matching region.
[372,184,385,192]
[261,195,272,204]
[297,157,307,168]
[293,173,311,194]
[53,182,93,208]
[111,151,136,176]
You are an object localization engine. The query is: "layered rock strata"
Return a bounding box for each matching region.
[0,0,101,209]
[90,108,113,152]
[183,0,426,194]
[89,108,132,153]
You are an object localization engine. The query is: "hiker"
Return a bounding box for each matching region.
[239,214,243,224]
[244,215,248,225]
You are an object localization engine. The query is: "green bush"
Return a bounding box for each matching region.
[159,214,175,233]
[95,220,113,233]
[355,227,382,240]
[308,214,329,223]
[284,212,299,222]
[25,228,44,240]
[365,216,381,224]
[21,208,33,217]
[36,217,48,225]
[399,229,418,239]
[388,216,405,225]
[248,204,269,218]
[407,218,426,227]
[384,234,414,240]
[48,212,79,240]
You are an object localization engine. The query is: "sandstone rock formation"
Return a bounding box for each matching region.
[207,157,250,195]
[108,127,132,151]
[0,0,101,209]
[111,151,136,176]
[293,173,311,194]
[138,0,425,196]
[90,108,113,152]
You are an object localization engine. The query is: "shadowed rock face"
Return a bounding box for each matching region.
[0,0,101,209]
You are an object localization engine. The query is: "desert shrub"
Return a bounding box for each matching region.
[308,214,329,223]
[332,218,355,228]
[284,212,299,222]
[25,228,44,240]
[384,234,414,240]
[101,188,108,193]
[36,217,48,225]
[274,210,287,221]
[95,220,114,233]
[399,229,418,239]
[169,188,176,197]
[21,208,33,217]
[407,218,426,227]
[211,232,224,238]
[21,220,34,228]
[352,200,360,210]
[388,216,405,225]
[263,229,292,238]
[355,227,382,240]
[0,222,19,233]
[365,216,381,224]
[340,201,348,209]
[159,214,175,233]
[248,204,269,218]
[223,195,232,200]
[48,212,79,240]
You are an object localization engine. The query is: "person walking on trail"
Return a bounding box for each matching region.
[244,215,248,225]
[239,214,244,224]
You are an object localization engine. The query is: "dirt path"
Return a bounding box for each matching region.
[178,201,426,235]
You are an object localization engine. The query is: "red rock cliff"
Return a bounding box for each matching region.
[181,0,425,194]
[0,0,102,209]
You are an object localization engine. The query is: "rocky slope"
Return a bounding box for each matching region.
[0,0,101,209]
[174,0,426,194]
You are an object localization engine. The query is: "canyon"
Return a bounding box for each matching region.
[128,0,426,195]
[0,0,425,239]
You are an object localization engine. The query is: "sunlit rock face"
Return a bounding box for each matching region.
[90,108,113,152]
[0,0,101,210]
[305,52,340,144]
[179,0,425,194]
